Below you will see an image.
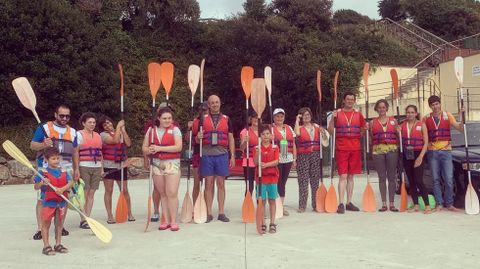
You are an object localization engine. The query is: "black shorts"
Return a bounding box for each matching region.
[103,167,129,181]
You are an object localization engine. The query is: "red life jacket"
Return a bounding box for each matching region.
[335,109,362,138]
[256,144,279,178]
[297,125,321,154]
[201,114,230,147]
[102,132,127,162]
[79,130,102,163]
[425,112,451,142]
[272,124,294,153]
[242,127,258,158]
[372,117,397,145]
[401,121,424,151]
[43,171,68,202]
[149,126,181,160]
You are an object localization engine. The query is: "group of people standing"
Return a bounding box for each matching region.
[29,89,463,254]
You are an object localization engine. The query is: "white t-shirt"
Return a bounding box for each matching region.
[77,131,102,168]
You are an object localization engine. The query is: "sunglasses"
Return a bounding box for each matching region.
[58,114,71,119]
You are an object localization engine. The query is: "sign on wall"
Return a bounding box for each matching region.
[473,65,480,77]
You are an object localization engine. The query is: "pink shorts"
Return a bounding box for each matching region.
[42,206,66,222]
[336,150,362,175]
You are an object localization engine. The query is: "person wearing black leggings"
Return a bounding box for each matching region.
[399,105,433,214]
[240,112,258,195]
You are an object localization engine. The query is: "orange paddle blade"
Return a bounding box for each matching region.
[390,69,399,99]
[400,179,408,212]
[180,191,193,223]
[115,193,128,223]
[362,181,376,212]
[147,62,162,99]
[242,191,255,223]
[363,63,369,97]
[241,66,254,99]
[333,71,339,105]
[118,64,124,97]
[316,70,322,102]
[251,78,266,118]
[255,198,264,235]
[325,184,338,213]
[144,196,152,232]
[315,183,327,212]
[160,61,174,96]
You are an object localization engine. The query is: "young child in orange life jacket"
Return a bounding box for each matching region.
[253,124,280,234]
[34,147,73,256]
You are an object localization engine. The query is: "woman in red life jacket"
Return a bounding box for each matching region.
[98,115,134,223]
[370,99,399,212]
[142,108,183,231]
[294,107,326,213]
[399,105,432,214]
[271,108,297,216]
[76,112,103,229]
[187,102,209,205]
[239,111,258,195]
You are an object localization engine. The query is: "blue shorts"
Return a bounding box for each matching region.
[256,183,279,200]
[200,153,229,177]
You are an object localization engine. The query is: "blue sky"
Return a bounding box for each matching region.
[198,0,380,19]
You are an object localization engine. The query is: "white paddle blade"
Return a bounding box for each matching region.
[264,66,272,95]
[275,197,283,219]
[465,184,480,215]
[12,77,38,114]
[188,65,201,96]
[454,56,464,85]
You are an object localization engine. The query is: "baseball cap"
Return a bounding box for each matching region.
[273,108,285,115]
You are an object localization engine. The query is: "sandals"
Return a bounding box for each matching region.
[128,217,136,222]
[170,223,180,232]
[54,244,69,254]
[378,206,388,212]
[261,224,267,234]
[79,220,90,229]
[42,246,55,256]
[408,206,419,213]
[158,223,171,230]
[61,228,69,236]
[33,231,42,240]
[389,206,399,212]
[269,224,277,234]
[297,208,305,213]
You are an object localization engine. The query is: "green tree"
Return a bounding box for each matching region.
[377,0,406,21]
[243,0,268,22]
[269,0,333,32]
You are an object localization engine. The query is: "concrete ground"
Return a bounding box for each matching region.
[0,175,479,269]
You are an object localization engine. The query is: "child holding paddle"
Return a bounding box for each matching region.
[253,125,279,234]
[34,147,73,255]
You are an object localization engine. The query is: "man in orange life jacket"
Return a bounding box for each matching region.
[194,95,235,223]
[30,104,79,240]
[423,95,463,211]
[327,92,367,214]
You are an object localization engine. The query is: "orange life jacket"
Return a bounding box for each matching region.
[425,112,451,142]
[201,114,230,147]
[272,124,294,153]
[102,132,127,162]
[335,109,361,138]
[44,171,68,202]
[372,117,397,145]
[37,121,75,163]
[149,126,181,160]
[79,130,102,163]
[401,121,424,151]
[242,127,258,158]
[297,125,321,154]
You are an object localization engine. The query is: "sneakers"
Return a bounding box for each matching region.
[346,202,360,211]
[206,215,214,223]
[218,214,230,222]
[151,213,160,222]
[337,204,345,214]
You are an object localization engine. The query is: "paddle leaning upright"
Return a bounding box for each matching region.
[454,57,479,215]
[180,64,200,223]
[361,63,376,212]
[325,71,339,213]
[144,62,162,232]
[315,70,328,213]
[391,69,408,212]
[240,66,255,223]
